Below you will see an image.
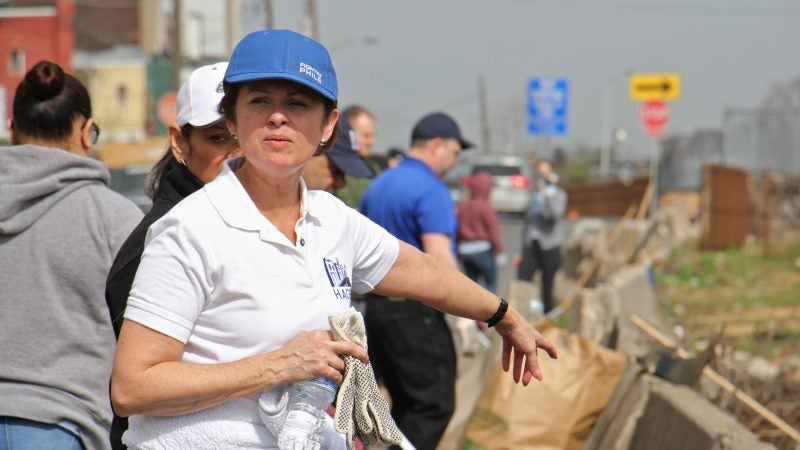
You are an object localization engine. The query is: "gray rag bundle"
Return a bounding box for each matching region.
[329,308,404,450]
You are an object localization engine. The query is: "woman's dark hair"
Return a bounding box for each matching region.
[218,81,339,155]
[144,125,193,199]
[12,60,92,142]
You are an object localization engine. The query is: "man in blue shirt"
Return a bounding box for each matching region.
[360,112,473,450]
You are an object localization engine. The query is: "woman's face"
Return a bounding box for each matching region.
[231,79,337,177]
[170,121,240,184]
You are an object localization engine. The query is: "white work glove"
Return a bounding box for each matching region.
[329,308,404,450]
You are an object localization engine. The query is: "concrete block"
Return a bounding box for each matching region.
[583,365,651,450]
[568,284,620,347]
[609,264,674,360]
[584,365,776,450]
[628,375,775,450]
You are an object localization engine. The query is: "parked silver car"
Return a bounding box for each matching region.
[468,155,532,215]
[109,163,153,212]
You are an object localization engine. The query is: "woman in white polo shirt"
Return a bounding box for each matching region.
[111,29,557,449]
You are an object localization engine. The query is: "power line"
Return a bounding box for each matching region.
[496,0,800,17]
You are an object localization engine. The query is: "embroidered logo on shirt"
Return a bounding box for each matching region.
[323,257,351,301]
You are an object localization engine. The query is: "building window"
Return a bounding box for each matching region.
[9,50,25,75]
[117,85,129,106]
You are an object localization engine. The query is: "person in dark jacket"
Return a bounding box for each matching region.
[104,62,238,449]
[457,171,503,293]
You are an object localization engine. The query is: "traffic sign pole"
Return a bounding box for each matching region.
[649,137,660,218]
[628,73,679,218]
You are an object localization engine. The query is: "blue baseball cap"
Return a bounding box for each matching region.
[410,112,474,149]
[224,29,338,102]
[328,118,374,178]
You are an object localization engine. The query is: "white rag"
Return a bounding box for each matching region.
[123,393,346,450]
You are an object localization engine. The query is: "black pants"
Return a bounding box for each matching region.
[516,242,562,313]
[364,295,456,450]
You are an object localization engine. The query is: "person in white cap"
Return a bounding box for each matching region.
[104,61,238,449]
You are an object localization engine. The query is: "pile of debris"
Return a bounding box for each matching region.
[702,348,800,449]
[447,200,800,449]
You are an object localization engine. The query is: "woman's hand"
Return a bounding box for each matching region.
[276,330,370,385]
[493,309,558,385]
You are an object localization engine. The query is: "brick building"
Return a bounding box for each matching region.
[0,0,75,139]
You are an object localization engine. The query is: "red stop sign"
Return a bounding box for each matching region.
[639,100,670,137]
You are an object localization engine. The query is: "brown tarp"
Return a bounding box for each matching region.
[460,325,627,450]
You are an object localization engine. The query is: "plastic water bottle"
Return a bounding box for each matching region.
[277,377,337,450]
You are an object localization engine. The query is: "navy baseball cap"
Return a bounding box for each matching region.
[410,112,474,149]
[224,29,338,101]
[328,118,374,178]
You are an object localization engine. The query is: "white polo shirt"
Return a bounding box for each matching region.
[125,157,399,365]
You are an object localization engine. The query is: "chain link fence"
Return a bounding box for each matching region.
[723,107,800,175]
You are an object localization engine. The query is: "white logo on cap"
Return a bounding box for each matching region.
[216,82,223,93]
[299,62,322,83]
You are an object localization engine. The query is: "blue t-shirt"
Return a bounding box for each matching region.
[360,156,456,254]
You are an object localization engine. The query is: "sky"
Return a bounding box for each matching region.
[199,0,800,160]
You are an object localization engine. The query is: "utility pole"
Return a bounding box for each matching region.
[171,0,182,90]
[226,0,241,54]
[305,0,318,40]
[478,75,492,152]
[599,68,633,175]
[265,0,274,29]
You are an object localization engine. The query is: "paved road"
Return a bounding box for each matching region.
[496,214,524,299]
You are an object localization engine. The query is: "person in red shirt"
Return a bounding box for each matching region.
[457,171,503,292]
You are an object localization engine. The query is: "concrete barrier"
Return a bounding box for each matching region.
[568,263,673,360]
[568,283,620,347]
[584,365,775,450]
[609,264,674,360]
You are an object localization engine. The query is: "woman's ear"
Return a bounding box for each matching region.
[168,125,188,164]
[8,119,18,145]
[78,118,95,155]
[226,119,237,141]
[322,108,339,143]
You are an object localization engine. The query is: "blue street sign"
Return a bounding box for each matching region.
[527,77,569,136]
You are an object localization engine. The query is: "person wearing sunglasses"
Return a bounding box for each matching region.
[0,60,143,450]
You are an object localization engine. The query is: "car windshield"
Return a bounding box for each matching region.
[109,167,149,192]
[472,164,521,177]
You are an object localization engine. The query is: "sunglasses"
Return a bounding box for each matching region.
[90,122,100,145]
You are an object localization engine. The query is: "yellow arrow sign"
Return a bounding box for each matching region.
[629,73,681,102]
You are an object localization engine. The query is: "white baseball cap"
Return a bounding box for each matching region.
[176,62,228,127]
